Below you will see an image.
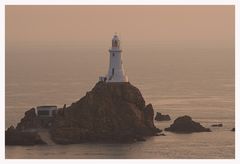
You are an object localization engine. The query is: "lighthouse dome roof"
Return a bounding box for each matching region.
[112,34,120,41]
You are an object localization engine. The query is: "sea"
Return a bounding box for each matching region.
[5,44,235,159]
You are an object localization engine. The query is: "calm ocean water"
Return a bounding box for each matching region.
[5,45,234,158]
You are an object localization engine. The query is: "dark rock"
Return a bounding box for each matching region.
[144,104,159,130]
[156,133,166,136]
[51,81,161,144]
[5,126,46,146]
[155,112,171,121]
[231,128,235,132]
[211,123,223,127]
[58,108,64,116]
[164,115,211,133]
[135,135,146,142]
[16,108,41,130]
[6,82,161,144]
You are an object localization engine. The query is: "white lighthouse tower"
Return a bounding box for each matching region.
[99,34,128,83]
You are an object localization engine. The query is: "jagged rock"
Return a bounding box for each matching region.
[231,128,235,132]
[211,123,223,127]
[164,115,211,133]
[155,112,171,121]
[51,81,161,144]
[58,106,65,116]
[5,126,46,146]
[16,108,41,130]
[144,104,162,130]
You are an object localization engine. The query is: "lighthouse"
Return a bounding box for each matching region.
[99,34,128,83]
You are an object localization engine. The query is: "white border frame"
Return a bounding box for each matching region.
[1,0,238,163]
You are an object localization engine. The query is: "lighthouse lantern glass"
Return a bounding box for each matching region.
[112,37,120,48]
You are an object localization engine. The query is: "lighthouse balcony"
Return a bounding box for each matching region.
[109,48,122,52]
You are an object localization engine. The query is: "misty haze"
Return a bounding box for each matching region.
[5,5,234,159]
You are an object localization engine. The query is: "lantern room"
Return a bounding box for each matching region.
[112,35,120,48]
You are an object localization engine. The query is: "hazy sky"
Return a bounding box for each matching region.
[5,5,235,87]
[6,5,234,49]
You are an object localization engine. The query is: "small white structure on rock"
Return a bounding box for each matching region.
[36,105,58,117]
[99,34,128,82]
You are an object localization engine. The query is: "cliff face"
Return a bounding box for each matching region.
[51,82,160,143]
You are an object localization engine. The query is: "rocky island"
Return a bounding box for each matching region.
[211,123,223,127]
[51,82,161,143]
[6,82,162,145]
[165,115,211,133]
[155,112,171,121]
[6,34,163,145]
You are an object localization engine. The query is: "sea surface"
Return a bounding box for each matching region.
[5,44,235,159]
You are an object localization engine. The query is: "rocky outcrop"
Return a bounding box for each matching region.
[164,115,211,133]
[6,82,161,145]
[6,108,53,145]
[211,123,223,127]
[16,108,55,130]
[16,108,41,130]
[155,112,171,121]
[50,82,161,144]
[5,126,46,146]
